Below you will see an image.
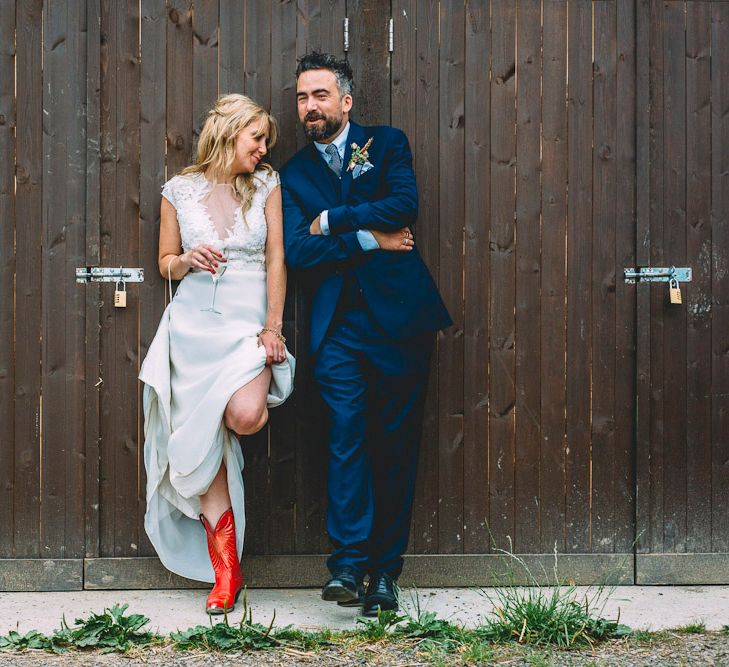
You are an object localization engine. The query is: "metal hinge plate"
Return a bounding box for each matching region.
[623,266,692,284]
[76,267,145,283]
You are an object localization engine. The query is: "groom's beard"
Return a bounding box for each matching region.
[303,111,343,141]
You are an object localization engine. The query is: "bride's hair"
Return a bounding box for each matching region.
[182,94,278,220]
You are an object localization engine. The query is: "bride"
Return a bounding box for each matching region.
[139,94,295,614]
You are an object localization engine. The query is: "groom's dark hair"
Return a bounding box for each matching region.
[296,52,354,98]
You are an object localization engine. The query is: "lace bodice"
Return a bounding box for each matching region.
[162,169,280,271]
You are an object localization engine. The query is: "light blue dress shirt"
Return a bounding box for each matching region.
[314,123,379,251]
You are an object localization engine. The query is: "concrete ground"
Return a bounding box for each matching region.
[1,586,728,636]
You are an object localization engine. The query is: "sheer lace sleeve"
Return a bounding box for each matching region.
[161,177,178,209]
[256,169,280,202]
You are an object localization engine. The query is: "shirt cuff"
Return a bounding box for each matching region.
[356,230,379,251]
[319,210,330,235]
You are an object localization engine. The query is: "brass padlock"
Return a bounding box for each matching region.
[114,279,127,308]
[669,277,682,305]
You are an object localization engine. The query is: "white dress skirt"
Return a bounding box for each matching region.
[139,170,294,582]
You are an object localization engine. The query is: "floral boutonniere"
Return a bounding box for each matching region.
[347,137,374,172]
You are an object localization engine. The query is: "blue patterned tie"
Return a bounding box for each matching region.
[325,143,342,177]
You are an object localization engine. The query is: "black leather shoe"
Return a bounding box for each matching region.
[337,581,366,607]
[362,572,398,617]
[322,567,361,603]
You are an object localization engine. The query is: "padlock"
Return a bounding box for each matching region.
[669,277,682,305]
[114,279,127,308]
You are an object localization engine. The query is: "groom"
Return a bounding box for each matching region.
[281,52,452,616]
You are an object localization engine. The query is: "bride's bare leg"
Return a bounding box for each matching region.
[200,463,231,526]
[200,367,273,525]
[224,367,272,436]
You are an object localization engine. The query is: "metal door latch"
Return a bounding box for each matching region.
[76,267,144,283]
[623,266,691,284]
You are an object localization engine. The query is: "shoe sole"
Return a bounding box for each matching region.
[206,588,242,614]
[322,583,358,603]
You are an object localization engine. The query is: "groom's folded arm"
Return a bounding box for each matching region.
[281,181,371,271]
[325,129,418,236]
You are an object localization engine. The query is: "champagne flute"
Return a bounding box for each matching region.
[200,242,227,314]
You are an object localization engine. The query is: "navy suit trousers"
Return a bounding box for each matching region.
[314,281,432,579]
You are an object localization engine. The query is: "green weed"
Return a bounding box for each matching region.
[674,621,706,634]
[0,629,58,652]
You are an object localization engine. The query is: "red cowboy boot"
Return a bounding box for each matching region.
[199,508,244,614]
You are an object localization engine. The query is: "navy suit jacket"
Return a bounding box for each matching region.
[280,121,452,353]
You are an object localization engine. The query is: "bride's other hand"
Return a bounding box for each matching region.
[179,244,226,274]
[258,330,286,365]
[371,227,414,252]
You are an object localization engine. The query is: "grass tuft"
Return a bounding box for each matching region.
[674,621,706,635]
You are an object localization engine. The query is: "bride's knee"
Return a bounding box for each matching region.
[225,405,268,436]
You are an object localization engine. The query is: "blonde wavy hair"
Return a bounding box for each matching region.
[182,94,278,219]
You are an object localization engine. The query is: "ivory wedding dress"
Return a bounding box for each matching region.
[139,169,295,582]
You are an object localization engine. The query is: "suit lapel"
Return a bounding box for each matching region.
[341,122,366,202]
[303,143,341,201]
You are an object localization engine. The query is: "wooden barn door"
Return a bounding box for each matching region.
[634,0,729,584]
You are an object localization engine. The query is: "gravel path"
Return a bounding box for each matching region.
[1,633,728,666]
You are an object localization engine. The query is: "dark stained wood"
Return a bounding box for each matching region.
[437,0,465,554]
[267,0,298,555]
[166,0,194,177]
[13,0,43,559]
[565,0,593,552]
[711,2,729,553]
[99,0,142,558]
[613,0,637,554]
[240,0,272,555]
[138,0,168,557]
[41,0,87,558]
[219,0,244,94]
[296,0,346,58]
[347,0,390,126]
[462,0,490,554]
[488,0,516,550]
[0,559,83,591]
[514,0,542,554]
[646,0,666,555]
[662,1,687,553]
[192,0,219,146]
[634,0,652,556]
[590,0,618,554]
[539,0,568,554]
[84,0,102,559]
[0,0,16,558]
[685,1,712,554]
[407,0,441,554]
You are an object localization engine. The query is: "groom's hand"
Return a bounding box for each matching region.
[309,215,322,235]
[372,227,414,252]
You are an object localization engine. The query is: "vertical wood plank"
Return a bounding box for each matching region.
[138,0,168,557]
[192,0,219,146]
[489,0,516,550]
[646,0,665,554]
[635,0,652,555]
[662,1,687,553]
[711,2,729,553]
[613,0,637,554]
[100,0,142,558]
[514,0,541,554]
[240,0,272,555]
[0,0,15,558]
[347,0,390,125]
[219,0,244,94]
[437,0,465,555]
[539,0,568,554]
[463,0,490,554]
[167,0,194,177]
[13,0,43,559]
[41,0,87,558]
[409,0,440,554]
[268,0,298,555]
[565,0,593,552]
[685,1,712,554]
[590,0,617,554]
[84,0,102,558]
